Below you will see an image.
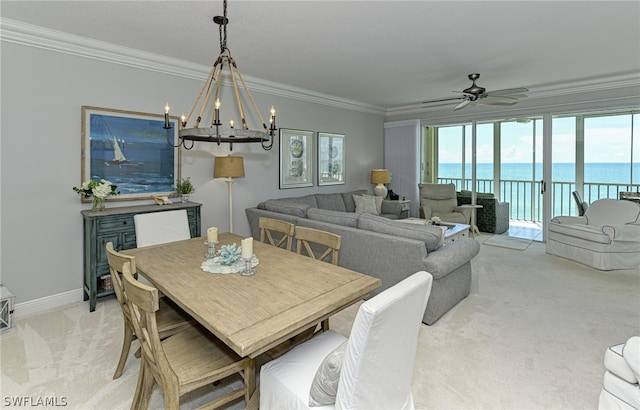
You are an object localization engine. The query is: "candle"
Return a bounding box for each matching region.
[164,104,171,129]
[207,227,218,243]
[230,119,234,128]
[241,237,253,259]
[214,99,221,124]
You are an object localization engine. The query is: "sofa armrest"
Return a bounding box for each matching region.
[551,215,587,225]
[422,238,480,279]
[602,224,640,241]
[452,206,472,224]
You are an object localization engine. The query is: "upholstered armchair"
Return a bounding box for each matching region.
[546,199,640,270]
[418,183,471,224]
[598,336,640,409]
[457,190,510,234]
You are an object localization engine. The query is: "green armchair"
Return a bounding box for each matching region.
[457,191,510,234]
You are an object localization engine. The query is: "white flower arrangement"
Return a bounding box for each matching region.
[73,179,118,199]
[430,216,442,224]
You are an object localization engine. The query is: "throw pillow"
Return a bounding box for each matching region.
[362,194,383,215]
[309,341,348,406]
[353,195,378,215]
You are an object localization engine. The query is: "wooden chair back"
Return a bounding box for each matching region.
[121,262,173,397]
[106,242,136,317]
[259,217,294,251]
[295,226,341,265]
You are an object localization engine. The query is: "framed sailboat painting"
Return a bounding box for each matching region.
[81,106,181,202]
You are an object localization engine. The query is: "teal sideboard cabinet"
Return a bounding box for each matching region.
[82,202,202,311]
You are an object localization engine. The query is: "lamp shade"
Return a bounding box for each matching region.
[214,156,245,178]
[370,169,391,184]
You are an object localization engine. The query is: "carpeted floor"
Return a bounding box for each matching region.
[1,236,639,409]
[484,234,532,250]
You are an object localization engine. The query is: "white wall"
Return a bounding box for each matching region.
[0,37,384,310]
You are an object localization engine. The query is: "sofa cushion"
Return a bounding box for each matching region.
[357,213,443,252]
[342,190,368,212]
[307,208,359,228]
[315,193,347,212]
[363,194,383,215]
[353,195,378,215]
[263,200,310,218]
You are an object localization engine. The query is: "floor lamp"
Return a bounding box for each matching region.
[214,155,245,233]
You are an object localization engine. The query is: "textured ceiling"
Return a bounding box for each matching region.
[2,1,639,110]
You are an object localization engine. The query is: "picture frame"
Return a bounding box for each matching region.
[317,132,346,186]
[81,106,181,202]
[279,129,314,189]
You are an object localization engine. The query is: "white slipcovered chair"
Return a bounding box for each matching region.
[599,336,640,409]
[546,199,640,270]
[133,209,191,247]
[259,271,433,410]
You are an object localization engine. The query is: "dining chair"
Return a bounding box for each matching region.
[133,209,191,247]
[296,226,342,333]
[121,262,255,410]
[260,271,433,409]
[106,242,193,380]
[259,217,294,251]
[295,226,341,266]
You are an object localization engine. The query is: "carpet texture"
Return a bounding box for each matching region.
[1,237,639,409]
[484,234,532,250]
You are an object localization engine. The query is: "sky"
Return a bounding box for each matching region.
[437,112,639,164]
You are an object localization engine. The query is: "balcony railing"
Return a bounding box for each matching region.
[437,177,640,222]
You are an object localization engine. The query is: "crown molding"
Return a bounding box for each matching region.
[0,18,386,115]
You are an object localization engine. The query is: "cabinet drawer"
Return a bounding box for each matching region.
[96,214,135,232]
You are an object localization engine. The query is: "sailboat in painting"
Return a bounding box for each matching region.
[105,136,128,166]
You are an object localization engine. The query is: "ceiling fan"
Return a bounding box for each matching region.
[424,73,529,111]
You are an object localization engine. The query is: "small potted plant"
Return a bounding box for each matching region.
[175,177,194,202]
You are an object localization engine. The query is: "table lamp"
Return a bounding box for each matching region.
[371,169,391,197]
[214,155,245,233]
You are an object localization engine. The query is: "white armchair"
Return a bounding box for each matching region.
[546,199,640,270]
[260,271,433,409]
[599,336,640,409]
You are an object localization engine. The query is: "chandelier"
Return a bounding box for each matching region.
[163,0,276,150]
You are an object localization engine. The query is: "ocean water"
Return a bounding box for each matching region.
[439,163,640,184]
[438,163,639,220]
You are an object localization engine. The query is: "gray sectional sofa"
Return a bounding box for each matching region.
[245,190,480,325]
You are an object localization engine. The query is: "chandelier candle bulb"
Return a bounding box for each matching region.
[207,227,218,243]
[241,237,253,259]
[164,104,171,128]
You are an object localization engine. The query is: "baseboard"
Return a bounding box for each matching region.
[15,289,85,318]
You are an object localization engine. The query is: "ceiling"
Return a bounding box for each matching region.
[2,1,639,112]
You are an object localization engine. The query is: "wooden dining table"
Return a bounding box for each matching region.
[123,233,381,359]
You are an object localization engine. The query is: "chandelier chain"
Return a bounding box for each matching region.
[219,0,228,53]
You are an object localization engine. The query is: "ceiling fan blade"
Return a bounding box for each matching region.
[486,87,529,96]
[454,99,472,110]
[481,96,519,105]
[421,96,464,104]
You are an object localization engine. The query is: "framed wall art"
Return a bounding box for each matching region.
[279,128,314,189]
[317,132,345,186]
[81,106,181,202]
